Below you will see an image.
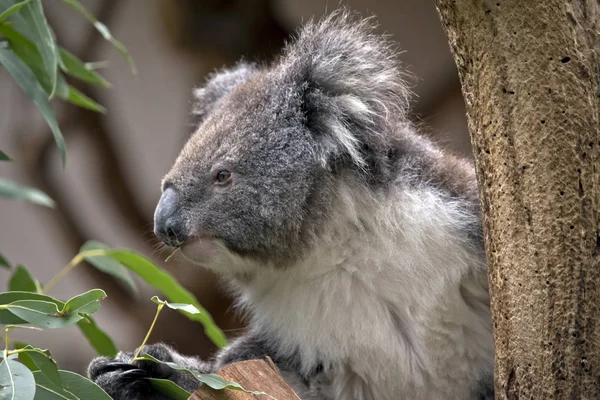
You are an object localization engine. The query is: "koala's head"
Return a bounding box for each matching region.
[154,10,410,273]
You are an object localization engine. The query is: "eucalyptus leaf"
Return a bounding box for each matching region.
[66,85,105,113]
[0,178,54,208]
[0,47,65,165]
[15,351,38,372]
[61,289,105,315]
[146,378,191,400]
[0,253,11,269]
[0,149,10,161]
[0,291,62,324]
[33,370,110,400]
[0,291,113,356]
[0,0,32,42]
[0,0,31,23]
[100,249,227,348]
[15,343,38,372]
[58,48,109,87]
[151,296,200,315]
[16,346,62,391]
[18,0,58,96]
[79,241,137,295]
[8,265,37,292]
[4,300,83,329]
[0,357,36,400]
[61,0,135,74]
[76,317,117,357]
[0,23,59,95]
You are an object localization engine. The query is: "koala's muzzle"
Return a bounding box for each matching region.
[154,187,188,248]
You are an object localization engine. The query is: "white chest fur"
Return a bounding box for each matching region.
[234,184,493,399]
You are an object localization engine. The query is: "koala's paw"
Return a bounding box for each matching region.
[88,343,199,400]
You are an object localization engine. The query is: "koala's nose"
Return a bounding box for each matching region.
[154,187,188,247]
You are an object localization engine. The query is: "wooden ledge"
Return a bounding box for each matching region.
[190,358,299,399]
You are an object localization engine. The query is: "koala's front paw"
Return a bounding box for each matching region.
[88,343,198,400]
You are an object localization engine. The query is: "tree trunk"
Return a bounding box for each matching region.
[436,1,599,399]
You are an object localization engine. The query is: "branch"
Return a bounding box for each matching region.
[191,358,299,400]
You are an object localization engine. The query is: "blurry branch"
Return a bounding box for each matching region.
[157,0,290,63]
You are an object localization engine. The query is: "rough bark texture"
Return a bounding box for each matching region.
[436,1,599,399]
[190,358,299,399]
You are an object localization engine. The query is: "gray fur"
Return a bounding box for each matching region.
[89,10,493,400]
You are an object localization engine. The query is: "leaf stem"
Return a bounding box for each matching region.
[132,302,164,362]
[7,348,30,356]
[4,327,9,359]
[43,249,107,294]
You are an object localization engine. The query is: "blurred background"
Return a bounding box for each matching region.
[0,0,472,374]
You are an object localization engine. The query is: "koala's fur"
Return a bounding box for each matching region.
[88,10,494,400]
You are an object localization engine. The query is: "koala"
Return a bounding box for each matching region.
[88,10,494,400]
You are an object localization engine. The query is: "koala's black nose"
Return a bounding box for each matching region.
[154,187,188,247]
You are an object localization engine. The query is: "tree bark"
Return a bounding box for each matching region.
[436,1,599,399]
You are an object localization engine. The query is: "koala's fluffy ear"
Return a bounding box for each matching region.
[278,10,412,168]
[193,62,256,123]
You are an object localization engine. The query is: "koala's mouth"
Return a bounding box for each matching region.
[179,236,219,265]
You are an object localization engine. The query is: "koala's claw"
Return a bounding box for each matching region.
[121,369,149,379]
[92,362,138,377]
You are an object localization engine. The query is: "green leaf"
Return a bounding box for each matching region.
[0,47,65,165]
[151,296,200,315]
[0,149,10,161]
[0,23,68,99]
[0,357,36,400]
[16,351,38,372]
[0,23,52,90]
[1,290,106,329]
[76,317,117,357]
[146,378,191,400]
[33,370,111,400]
[100,249,227,348]
[8,265,38,292]
[61,289,105,315]
[18,0,58,97]
[16,346,62,391]
[0,0,31,23]
[0,291,62,324]
[138,354,275,399]
[61,0,136,74]
[3,300,84,329]
[0,0,32,40]
[80,241,137,295]
[0,178,54,208]
[58,48,109,87]
[0,291,114,356]
[66,86,105,112]
[0,253,11,269]
[15,343,38,372]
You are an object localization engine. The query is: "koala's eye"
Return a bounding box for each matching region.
[215,170,232,185]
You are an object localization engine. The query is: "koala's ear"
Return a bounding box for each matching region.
[278,10,412,168]
[193,62,257,123]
